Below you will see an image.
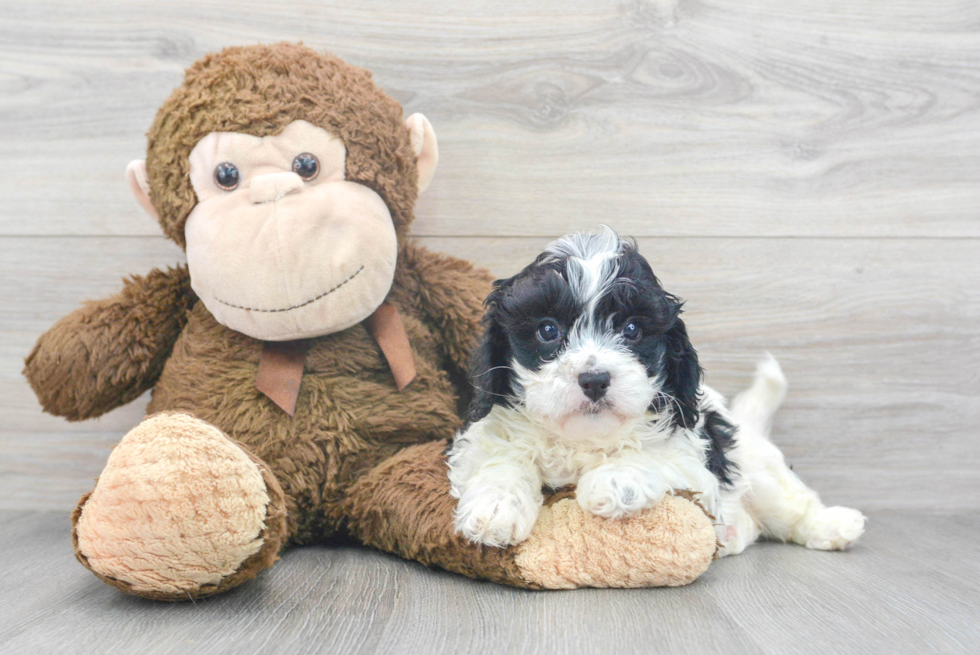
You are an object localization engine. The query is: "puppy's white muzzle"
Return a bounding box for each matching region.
[516,339,656,439]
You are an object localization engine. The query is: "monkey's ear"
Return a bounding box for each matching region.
[125,160,160,222]
[404,113,439,193]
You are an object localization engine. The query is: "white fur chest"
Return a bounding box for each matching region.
[533,434,618,488]
[478,407,680,488]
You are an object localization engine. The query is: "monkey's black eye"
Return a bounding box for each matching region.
[536,320,561,343]
[622,321,642,342]
[213,162,240,191]
[292,153,319,180]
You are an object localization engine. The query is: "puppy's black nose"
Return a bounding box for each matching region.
[578,370,611,402]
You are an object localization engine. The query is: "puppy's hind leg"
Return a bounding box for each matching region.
[729,356,866,551]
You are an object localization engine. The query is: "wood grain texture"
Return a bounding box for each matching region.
[0,509,977,654]
[2,2,978,651]
[3,235,977,511]
[1,1,979,237]
[1,4,978,513]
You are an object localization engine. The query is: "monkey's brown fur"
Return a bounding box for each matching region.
[24,44,716,600]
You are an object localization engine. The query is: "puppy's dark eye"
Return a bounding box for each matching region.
[213,162,240,191]
[536,320,561,343]
[622,321,642,342]
[292,153,319,180]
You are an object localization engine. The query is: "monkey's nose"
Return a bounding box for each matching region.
[249,172,305,204]
[578,370,611,402]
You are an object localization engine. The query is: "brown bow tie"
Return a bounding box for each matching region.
[255,302,416,415]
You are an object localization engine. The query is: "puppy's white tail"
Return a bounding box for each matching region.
[730,354,787,435]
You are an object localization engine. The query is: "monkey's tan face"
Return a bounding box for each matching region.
[183,120,398,341]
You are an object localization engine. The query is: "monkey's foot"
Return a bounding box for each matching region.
[72,412,287,601]
[345,440,716,589]
[513,492,717,588]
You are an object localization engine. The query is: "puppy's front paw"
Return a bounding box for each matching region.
[577,465,665,519]
[804,506,867,550]
[454,487,541,547]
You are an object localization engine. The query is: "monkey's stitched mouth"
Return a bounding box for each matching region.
[213,265,364,313]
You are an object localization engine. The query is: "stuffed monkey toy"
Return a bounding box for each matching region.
[24,44,716,600]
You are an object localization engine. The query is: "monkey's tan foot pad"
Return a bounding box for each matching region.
[72,412,287,601]
[513,494,717,589]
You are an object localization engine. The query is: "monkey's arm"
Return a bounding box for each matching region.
[24,265,194,421]
[399,242,493,393]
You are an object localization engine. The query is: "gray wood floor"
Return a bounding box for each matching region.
[2,0,979,513]
[1,509,977,655]
[2,0,979,652]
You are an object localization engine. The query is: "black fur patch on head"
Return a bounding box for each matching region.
[466,255,580,424]
[593,243,704,429]
[701,409,738,486]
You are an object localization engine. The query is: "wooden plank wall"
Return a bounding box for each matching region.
[1,0,978,512]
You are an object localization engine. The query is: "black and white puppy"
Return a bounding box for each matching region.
[447,228,866,555]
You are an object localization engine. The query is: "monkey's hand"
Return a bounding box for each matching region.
[24,265,194,421]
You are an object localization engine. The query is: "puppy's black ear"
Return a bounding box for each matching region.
[662,301,703,429]
[466,280,513,424]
